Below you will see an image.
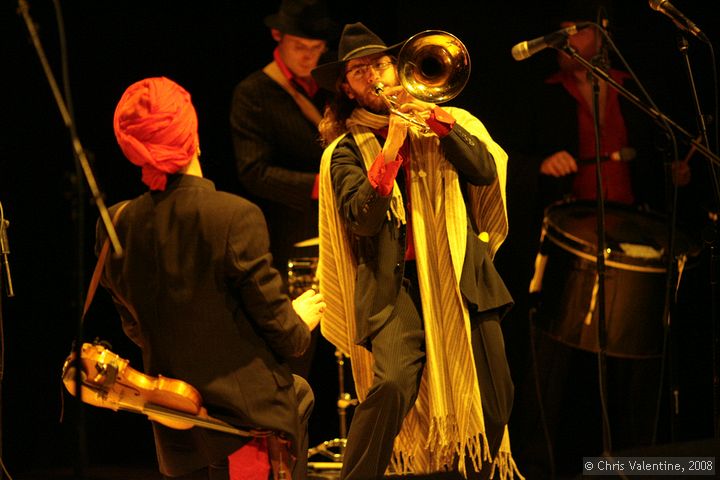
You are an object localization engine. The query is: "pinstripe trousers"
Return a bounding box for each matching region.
[339,262,514,480]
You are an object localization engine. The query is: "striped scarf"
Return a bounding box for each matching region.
[318,107,521,478]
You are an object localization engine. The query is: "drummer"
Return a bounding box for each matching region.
[494,1,698,478]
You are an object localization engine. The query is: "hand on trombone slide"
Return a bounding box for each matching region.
[375,83,436,131]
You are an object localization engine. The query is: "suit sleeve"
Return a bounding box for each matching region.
[224,202,310,359]
[440,121,498,186]
[330,138,393,237]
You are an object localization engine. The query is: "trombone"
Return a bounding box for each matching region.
[374,30,471,132]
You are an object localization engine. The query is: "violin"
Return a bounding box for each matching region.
[62,341,262,435]
[62,341,293,478]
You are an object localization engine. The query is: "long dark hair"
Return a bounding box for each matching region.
[318,76,356,146]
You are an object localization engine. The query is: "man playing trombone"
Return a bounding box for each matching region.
[312,22,519,479]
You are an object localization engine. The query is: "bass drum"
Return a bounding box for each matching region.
[530,201,696,358]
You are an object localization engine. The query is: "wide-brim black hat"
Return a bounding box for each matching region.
[264,0,339,40]
[311,22,403,92]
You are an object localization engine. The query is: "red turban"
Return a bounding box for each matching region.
[113,77,199,191]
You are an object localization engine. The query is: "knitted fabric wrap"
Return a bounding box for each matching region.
[318,107,521,478]
[114,76,199,191]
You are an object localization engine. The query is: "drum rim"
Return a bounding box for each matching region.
[543,201,684,270]
[543,229,667,273]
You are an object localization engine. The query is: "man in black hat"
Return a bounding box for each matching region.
[313,22,517,480]
[229,0,338,381]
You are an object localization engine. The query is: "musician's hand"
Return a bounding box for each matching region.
[292,289,325,331]
[383,110,408,163]
[392,86,434,118]
[540,150,578,177]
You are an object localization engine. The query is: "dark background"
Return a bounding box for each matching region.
[1,0,718,478]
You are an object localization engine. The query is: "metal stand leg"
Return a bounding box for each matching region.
[308,349,357,472]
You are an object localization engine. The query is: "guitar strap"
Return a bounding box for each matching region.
[82,201,130,321]
[262,61,322,126]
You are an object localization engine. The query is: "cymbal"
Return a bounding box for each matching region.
[294,237,319,247]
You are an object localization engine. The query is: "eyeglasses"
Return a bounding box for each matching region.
[345,60,394,81]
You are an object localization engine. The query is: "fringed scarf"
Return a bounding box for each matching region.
[318,107,522,479]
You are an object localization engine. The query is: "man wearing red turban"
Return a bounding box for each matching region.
[99,76,325,479]
[114,76,200,191]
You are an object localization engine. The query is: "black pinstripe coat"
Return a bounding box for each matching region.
[230,71,330,278]
[329,123,514,346]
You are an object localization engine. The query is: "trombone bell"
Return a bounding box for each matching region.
[397,30,470,104]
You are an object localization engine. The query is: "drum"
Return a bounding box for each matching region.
[287,257,319,299]
[530,201,695,358]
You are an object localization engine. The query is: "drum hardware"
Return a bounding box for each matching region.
[294,237,319,248]
[307,349,358,470]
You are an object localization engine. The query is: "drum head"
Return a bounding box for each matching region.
[544,200,695,270]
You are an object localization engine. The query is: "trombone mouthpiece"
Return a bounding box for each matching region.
[373,82,385,95]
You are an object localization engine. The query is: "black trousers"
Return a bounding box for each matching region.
[340,264,514,480]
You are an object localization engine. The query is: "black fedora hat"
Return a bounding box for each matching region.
[264,0,339,40]
[311,22,403,92]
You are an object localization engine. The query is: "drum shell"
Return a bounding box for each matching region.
[531,201,693,359]
[535,233,666,358]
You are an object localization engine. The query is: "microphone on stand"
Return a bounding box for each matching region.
[593,6,611,71]
[511,22,592,61]
[648,0,708,42]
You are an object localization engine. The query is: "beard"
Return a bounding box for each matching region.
[353,83,392,115]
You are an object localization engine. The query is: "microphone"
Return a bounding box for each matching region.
[648,0,707,41]
[511,22,592,61]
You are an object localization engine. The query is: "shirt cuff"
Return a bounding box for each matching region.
[425,106,455,138]
[368,151,404,196]
[311,174,319,200]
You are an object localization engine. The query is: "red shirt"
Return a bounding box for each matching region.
[547,69,634,204]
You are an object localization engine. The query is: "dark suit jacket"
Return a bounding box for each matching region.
[329,121,513,346]
[97,175,310,476]
[230,71,329,278]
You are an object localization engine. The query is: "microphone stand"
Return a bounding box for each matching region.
[0,203,12,480]
[675,33,720,440]
[16,0,122,256]
[17,1,123,478]
[556,48,720,170]
[557,32,720,448]
[586,51,613,457]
